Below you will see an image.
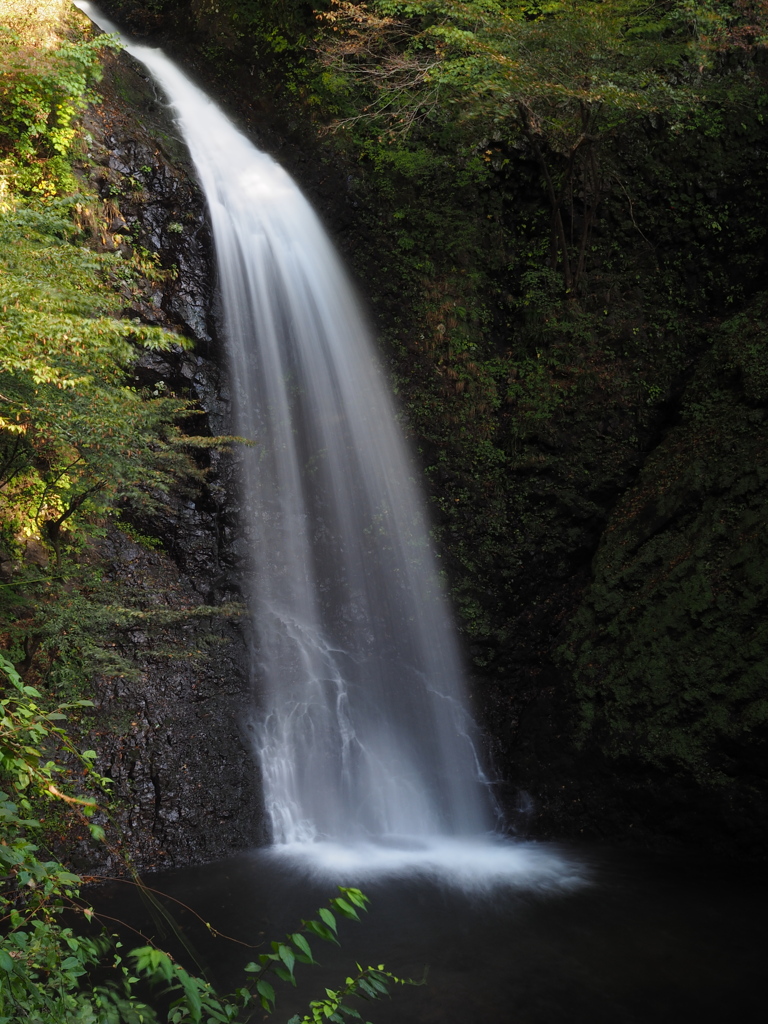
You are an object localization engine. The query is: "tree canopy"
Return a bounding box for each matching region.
[316,0,768,288]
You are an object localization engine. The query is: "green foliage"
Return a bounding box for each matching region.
[0,203,201,550]
[675,0,768,54]
[0,6,244,726]
[286,963,414,1024]
[0,651,108,809]
[317,0,768,299]
[0,651,147,1023]
[0,23,120,195]
[119,885,415,1024]
[0,15,202,585]
[0,195,219,686]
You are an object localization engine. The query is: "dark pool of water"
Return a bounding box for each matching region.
[93,843,767,1023]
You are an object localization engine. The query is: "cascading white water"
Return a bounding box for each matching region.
[76,4,583,886]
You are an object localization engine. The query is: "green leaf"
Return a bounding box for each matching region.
[256,978,275,1010]
[177,967,204,1020]
[61,954,85,971]
[331,897,359,921]
[291,932,315,962]
[367,974,389,995]
[318,908,338,933]
[0,950,17,973]
[305,919,339,945]
[278,942,296,976]
[57,870,81,884]
[357,979,377,999]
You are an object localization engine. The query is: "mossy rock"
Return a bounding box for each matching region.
[561,298,768,792]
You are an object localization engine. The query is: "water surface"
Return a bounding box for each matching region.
[96,845,766,1023]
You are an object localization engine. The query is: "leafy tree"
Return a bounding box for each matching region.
[316,0,764,291]
[0,10,239,688]
[0,30,114,158]
[0,11,120,196]
[0,10,199,574]
[0,197,218,681]
[0,204,201,562]
[679,0,768,52]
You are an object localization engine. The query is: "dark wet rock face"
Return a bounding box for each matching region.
[80,47,218,353]
[80,529,263,873]
[74,48,263,871]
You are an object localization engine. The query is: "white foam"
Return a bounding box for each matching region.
[264,836,589,892]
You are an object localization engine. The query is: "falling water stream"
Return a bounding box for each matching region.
[75,1,579,885]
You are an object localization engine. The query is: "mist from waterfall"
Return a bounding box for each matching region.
[76,3,584,887]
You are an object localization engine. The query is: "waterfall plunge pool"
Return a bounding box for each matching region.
[93,843,765,1023]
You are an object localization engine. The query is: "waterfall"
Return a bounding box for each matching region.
[75,5,585,885]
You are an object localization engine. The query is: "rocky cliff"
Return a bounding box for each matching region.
[67,43,264,870]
